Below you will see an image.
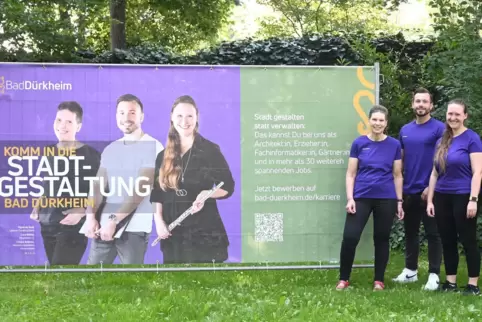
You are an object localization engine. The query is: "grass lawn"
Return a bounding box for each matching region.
[0,252,480,321]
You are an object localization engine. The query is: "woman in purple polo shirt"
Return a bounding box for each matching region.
[426,99,482,296]
[336,105,404,291]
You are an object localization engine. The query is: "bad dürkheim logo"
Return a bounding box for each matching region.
[0,76,72,92]
[0,76,5,94]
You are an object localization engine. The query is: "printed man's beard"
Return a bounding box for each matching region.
[122,123,137,133]
[124,127,137,134]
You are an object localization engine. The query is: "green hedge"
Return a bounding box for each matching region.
[0,31,434,67]
[79,32,434,67]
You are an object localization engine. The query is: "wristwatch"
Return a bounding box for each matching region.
[469,196,478,202]
[108,213,119,224]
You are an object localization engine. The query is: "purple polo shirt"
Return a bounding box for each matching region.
[350,135,402,199]
[435,129,482,194]
[399,118,445,194]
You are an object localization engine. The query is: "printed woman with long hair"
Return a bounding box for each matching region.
[336,105,404,291]
[426,99,482,295]
[150,95,235,264]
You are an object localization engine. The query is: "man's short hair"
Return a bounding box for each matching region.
[412,87,433,103]
[57,101,83,123]
[116,94,144,112]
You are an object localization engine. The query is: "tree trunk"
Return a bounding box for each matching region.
[110,0,126,50]
[77,15,86,49]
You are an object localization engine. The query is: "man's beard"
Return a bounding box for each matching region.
[121,123,138,134]
[415,109,430,117]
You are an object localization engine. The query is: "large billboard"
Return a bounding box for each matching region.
[0,64,377,267]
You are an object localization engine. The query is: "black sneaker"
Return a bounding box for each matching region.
[462,284,480,296]
[440,281,458,292]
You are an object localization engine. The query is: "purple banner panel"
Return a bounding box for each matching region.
[0,64,241,266]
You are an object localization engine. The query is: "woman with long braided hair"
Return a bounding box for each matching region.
[426,99,482,295]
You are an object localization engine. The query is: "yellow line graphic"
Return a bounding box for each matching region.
[354,67,375,135]
[356,67,375,90]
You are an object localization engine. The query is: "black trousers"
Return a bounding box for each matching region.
[161,230,229,264]
[41,224,88,265]
[339,198,396,282]
[433,192,480,278]
[402,193,442,274]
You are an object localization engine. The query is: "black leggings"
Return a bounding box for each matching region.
[339,198,396,282]
[433,192,480,278]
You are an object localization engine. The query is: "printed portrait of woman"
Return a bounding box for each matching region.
[150,95,235,264]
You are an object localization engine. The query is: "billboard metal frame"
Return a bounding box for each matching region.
[0,62,380,273]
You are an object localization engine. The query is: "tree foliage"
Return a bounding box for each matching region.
[0,0,105,60]
[430,0,482,38]
[0,0,233,58]
[256,0,399,38]
[424,0,482,133]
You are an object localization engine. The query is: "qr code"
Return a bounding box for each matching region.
[254,213,283,242]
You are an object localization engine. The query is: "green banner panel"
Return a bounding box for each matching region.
[241,66,377,263]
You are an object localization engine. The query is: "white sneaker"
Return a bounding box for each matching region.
[424,273,440,291]
[392,268,418,283]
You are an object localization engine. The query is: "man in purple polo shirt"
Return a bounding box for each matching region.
[393,88,445,291]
